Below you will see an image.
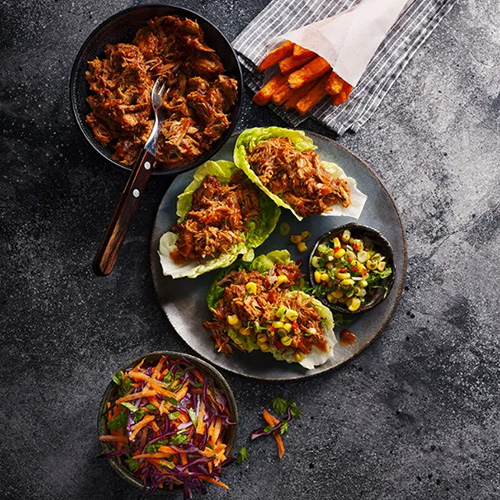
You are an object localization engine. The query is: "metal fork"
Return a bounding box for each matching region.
[93,78,169,276]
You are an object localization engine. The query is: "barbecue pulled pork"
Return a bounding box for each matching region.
[203,263,329,357]
[171,171,260,263]
[247,137,351,217]
[85,16,238,169]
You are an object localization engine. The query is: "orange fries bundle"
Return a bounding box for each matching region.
[253,41,353,114]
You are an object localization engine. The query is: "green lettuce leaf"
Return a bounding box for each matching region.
[158,160,280,279]
[205,250,337,369]
[234,127,367,220]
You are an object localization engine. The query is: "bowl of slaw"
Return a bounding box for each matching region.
[97,351,238,495]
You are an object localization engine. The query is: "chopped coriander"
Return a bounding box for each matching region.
[125,458,140,471]
[271,395,288,415]
[188,408,197,426]
[168,411,180,421]
[263,425,274,433]
[165,397,178,406]
[133,410,146,423]
[163,372,172,384]
[121,402,139,413]
[120,377,132,395]
[112,373,122,386]
[288,401,301,418]
[237,447,248,464]
[169,433,188,446]
[145,404,157,412]
[333,314,353,326]
[107,411,127,431]
[280,421,289,434]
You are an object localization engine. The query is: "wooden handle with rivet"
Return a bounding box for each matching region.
[93,150,155,276]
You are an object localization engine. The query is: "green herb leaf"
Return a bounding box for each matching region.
[163,372,172,384]
[168,411,180,421]
[169,433,189,446]
[271,395,288,415]
[120,377,132,395]
[107,411,128,431]
[378,268,393,280]
[333,313,353,326]
[237,447,248,464]
[121,402,139,413]
[188,408,197,426]
[112,373,122,386]
[133,410,146,423]
[280,421,289,434]
[165,397,178,406]
[263,425,274,433]
[125,458,140,471]
[288,401,301,418]
[145,404,157,412]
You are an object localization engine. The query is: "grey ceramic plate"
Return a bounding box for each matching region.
[150,132,407,380]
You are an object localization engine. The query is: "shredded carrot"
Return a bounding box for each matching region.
[129,358,145,373]
[175,382,190,401]
[116,389,156,405]
[262,410,285,459]
[274,432,285,459]
[199,476,229,490]
[180,453,188,466]
[128,372,176,398]
[209,418,222,446]
[98,435,129,443]
[151,421,159,433]
[129,414,155,441]
[152,355,166,380]
[262,409,280,426]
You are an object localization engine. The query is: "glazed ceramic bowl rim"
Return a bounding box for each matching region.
[69,4,243,177]
[97,350,239,493]
[309,222,396,315]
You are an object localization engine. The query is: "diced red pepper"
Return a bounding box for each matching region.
[352,267,358,272]
[292,321,299,330]
[275,341,283,350]
[353,243,358,250]
[340,268,347,273]
[334,247,340,252]
[270,327,275,333]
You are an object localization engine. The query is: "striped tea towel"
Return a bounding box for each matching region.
[233,0,457,135]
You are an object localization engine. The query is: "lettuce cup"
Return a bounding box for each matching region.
[203,250,337,370]
[233,127,367,220]
[159,160,281,279]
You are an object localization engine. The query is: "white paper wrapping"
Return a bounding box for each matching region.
[270,0,412,86]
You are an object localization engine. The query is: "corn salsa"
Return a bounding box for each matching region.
[311,228,393,312]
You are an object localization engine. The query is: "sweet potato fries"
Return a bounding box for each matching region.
[253,41,353,114]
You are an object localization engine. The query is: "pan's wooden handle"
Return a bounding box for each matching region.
[93,150,155,276]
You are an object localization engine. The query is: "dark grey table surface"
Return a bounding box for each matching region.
[1,1,499,499]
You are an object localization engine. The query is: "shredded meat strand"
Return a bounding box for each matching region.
[247,137,351,217]
[85,16,238,169]
[203,263,329,357]
[171,171,260,262]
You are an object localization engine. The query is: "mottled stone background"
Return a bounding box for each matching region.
[1,0,499,499]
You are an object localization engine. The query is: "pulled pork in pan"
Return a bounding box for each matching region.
[85,16,238,169]
[247,137,351,217]
[171,171,260,263]
[203,262,329,357]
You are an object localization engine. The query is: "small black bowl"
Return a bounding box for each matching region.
[309,222,396,314]
[70,5,243,176]
[98,351,238,494]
